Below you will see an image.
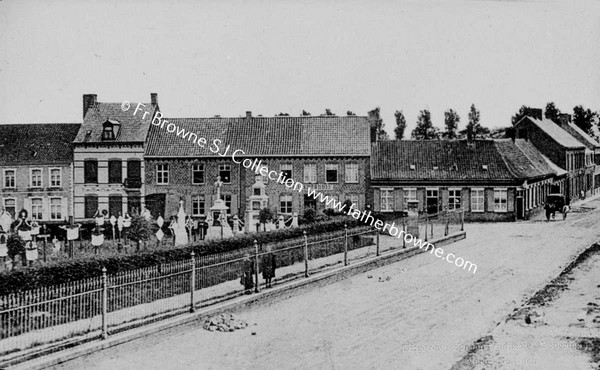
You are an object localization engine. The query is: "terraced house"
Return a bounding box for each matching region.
[370,139,566,221]
[143,112,372,220]
[72,94,160,221]
[0,123,80,223]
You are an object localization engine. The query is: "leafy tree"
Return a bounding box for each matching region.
[127,213,153,250]
[301,110,311,116]
[511,105,530,125]
[7,233,24,262]
[258,208,273,231]
[411,109,439,140]
[302,208,316,223]
[323,108,336,116]
[464,104,483,141]
[368,107,390,140]
[573,105,597,135]
[545,102,561,123]
[346,111,356,116]
[443,109,460,140]
[276,112,290,116]
[394,110,407,140]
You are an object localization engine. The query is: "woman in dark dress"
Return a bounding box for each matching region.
[240,253,255,294]
[261,245,277,288]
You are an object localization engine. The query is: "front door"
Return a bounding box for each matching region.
[516,196,524,219]
[304,195,317,211]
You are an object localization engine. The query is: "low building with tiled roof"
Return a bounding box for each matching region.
[370,139,566,221]
[514,108,593,199]
[0,123,80,223]
[73,94,160,221]
[143,112,372,222]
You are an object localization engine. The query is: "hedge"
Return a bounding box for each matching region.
[0,217,369,295]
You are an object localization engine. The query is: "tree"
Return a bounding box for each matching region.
[545,102,561,123]
[411,109,439,140]
[464,104,483,141]
[126,213,153,250]
[573,105,597,135]
[258,208,273,231]
[276,112,290,116]
[442,109,460,140]
[301,110,311,116]
[322,108,336,116]
[511,105,530,125]
[368,107,390,140]
[346,111,356,116]
[7,233,24,265]
[394,110,407,140]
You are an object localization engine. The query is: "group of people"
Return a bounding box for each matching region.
[545,196,572,222]
[240,244,277,294]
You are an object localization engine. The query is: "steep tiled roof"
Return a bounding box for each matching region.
[74,102,158,143]
[0,123,80,165]
[371,139,557,182]
[561,122,600,150]
[496,139,556,179]
[518,117,585,149]
[145,116,370,157]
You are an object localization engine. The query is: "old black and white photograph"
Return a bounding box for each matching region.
[1,0,600,369]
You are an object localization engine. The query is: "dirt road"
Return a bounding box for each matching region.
[53,198,600,370]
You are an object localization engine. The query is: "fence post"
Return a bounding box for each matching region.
[303,231,309,277]
[376,227,380,256]
[254,240,260,293]
[402,218,406,249]
[424,216,428,242]
[461,210,464,231]
[344,224,348,266]
[101,266,108,340]
[190,251,195,313]
[444,211,449,236]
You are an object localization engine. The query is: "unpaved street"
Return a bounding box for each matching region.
[54,198,600,370]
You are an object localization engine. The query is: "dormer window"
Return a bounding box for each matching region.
[410,164,416,170]
[101,119,120,140]
[482,165,488,170]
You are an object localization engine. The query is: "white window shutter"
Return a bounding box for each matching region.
[42,197,50,221]
[61,197,68,220]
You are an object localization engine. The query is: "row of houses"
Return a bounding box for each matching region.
[1,94,598,224]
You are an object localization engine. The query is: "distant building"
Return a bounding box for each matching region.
[144,112,372,221]
[0,123,80,223]
[370,139,565,221]
[514,109,591,199]
[554,113,600,195]
[72,94,160,221]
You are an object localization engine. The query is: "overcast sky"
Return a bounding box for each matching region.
[1,0,599,137]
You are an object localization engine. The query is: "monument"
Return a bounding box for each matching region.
[206,176,234,239]
[245,176,269,233]
[170,200,189,246]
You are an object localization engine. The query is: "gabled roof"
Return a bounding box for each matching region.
[0,123,81,165]
[516,116,585,149]
[495,139,556,180]
[74,102,158,143]
[371,139,556,182]
[145,116,371,157]
[561,122,600,150]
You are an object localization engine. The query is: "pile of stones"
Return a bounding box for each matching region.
[203,313,248,332]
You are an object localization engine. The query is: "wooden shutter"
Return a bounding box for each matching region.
[507,188,515,213]
[395,189,403,211]
[373,188,381,211]
[61,197,68,220]
[486,188,494,212]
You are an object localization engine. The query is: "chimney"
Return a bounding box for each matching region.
[151,93,158,106]
[558,113,572,127]
[246,111,252,119]
[367,110,379,143]
[523,107,542,121]
[83,94,97,118]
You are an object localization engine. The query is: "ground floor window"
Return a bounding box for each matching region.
[3,198,16,218]
[471,188,484,212]
[380,189,393,211]
[50,198,62,220]
[280,194,293,214]
[109,195,123,217]
[84,195,98,218]
[324,194,340,210]
[192,195,205,216]
[31,198,43,220]
[426,188,439,214]
[448,189,461,210]
[494,188,508,212]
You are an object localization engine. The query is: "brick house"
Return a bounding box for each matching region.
[514,109,590,199]
[370,139,565,221]
[72,94,159,221]
[554,113,600,195]
[143,112,371,221]
[0,123,80,223]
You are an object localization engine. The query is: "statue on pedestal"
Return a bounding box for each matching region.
[170,200,189,246]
